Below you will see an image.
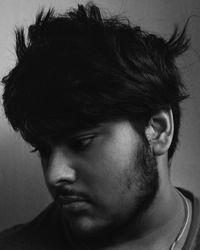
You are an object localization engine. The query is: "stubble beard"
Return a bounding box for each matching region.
[64,139,159,248]
[130,139,159,221]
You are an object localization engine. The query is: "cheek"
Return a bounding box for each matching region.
[83,141,137,203]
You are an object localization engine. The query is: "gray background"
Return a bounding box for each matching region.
[0,0,199,232]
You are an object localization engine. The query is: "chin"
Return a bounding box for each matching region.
[63,211,107,239]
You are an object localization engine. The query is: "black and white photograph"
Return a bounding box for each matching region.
[0,1,200,249]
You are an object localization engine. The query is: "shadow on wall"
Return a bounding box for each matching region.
[0,117,52,231]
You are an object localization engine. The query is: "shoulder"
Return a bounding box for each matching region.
[0,203,69,250]
[0,223,29,250]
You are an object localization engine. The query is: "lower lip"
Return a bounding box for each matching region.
[59,200,91,212]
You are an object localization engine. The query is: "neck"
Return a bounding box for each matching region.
[92,186,185,250]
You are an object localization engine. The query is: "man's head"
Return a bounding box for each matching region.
[2,3,189,160]
[2,2,189,245]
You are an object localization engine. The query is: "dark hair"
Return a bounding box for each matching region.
[2,2,189,159]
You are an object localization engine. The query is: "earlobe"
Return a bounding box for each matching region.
[145,109,174,156]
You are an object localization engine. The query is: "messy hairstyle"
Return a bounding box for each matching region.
[2,2,189,159]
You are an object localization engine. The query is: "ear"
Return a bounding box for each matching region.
[145,109,174,156]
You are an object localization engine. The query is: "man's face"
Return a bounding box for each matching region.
[41,120,158,241]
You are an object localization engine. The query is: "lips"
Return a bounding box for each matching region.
[54,188,92,211]
[56,195,87,205]
[56,194,92,213]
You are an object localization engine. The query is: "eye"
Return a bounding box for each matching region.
[69,135,95,152]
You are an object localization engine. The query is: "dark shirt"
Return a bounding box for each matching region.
[0,203,68,250]
[0,188,200,250]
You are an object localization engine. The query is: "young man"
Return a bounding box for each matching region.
[0,2,199,250]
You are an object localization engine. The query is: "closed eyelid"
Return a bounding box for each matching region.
[31,126,102,153]
[69,134,97,145]
[69,128,101,140]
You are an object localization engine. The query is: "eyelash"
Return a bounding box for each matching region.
[69,135,95,151]
[30,135,96,155]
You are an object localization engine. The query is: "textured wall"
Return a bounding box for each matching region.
[0,0,199,232]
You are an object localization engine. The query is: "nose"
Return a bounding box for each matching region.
[45,146,77,187]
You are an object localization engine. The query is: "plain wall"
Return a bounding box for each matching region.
[0,0,200,232]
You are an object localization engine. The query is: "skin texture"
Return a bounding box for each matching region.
[40,120,159,247]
